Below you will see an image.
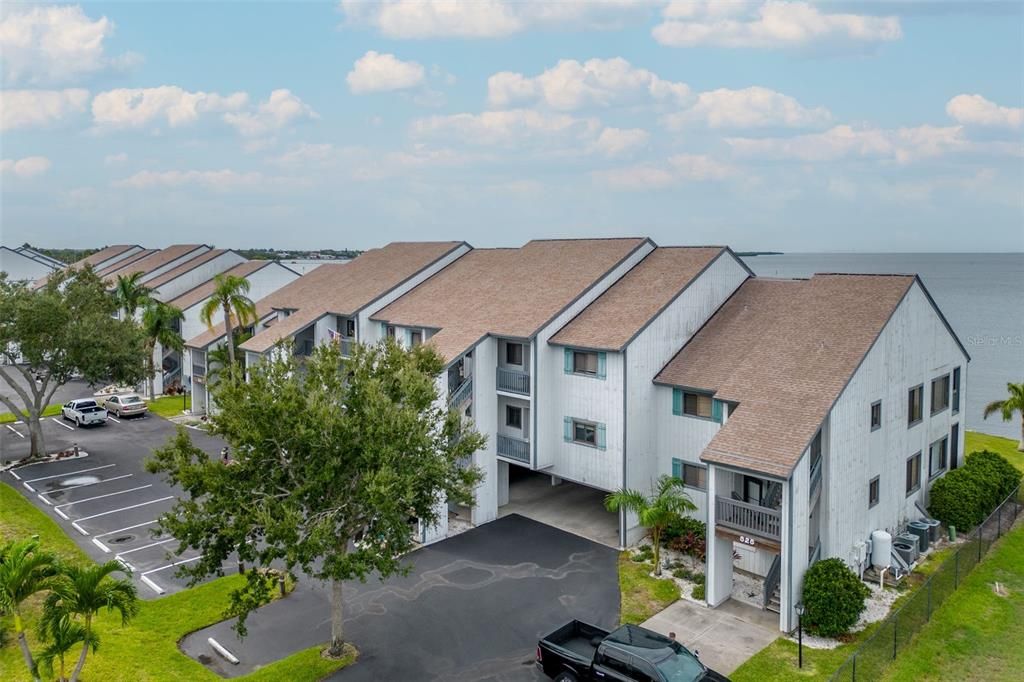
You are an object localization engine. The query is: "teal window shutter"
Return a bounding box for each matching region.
[380,321,387,336]
[563,416,573,441]
[672,388,683,416]
[712,399,724,424]
[564,348,573,374]
[597,423,607,450]
[405,329,412,346]
[672,458,682,480]
[597,352,607,379]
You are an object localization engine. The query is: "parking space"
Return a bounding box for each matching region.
[2,409,232,598]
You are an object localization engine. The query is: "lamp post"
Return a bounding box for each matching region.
[795,602,805,669]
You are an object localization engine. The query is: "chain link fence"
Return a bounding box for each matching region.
[830,485,1023,681]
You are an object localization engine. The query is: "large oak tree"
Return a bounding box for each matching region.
[0,268,148,460]
[147,339,484,656]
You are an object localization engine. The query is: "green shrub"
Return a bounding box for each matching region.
[663,516,706,545]
[692,583,705,601]
[632,545,654,563]
[692,572,706,586]
[802,558,870,637]
[966,450,1021,503]
[672,567,689,580]
[930,451,1021,530]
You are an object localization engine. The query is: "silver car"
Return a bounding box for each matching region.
[101,394,148,418]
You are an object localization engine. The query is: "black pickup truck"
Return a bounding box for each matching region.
[536,621,729,682]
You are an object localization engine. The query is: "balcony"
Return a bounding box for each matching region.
[497,434,530,464]
[448,377,473,408]
[294,338,315,357]
[716,496,782,542]
[809,455,822,499]
[496,367,530,395]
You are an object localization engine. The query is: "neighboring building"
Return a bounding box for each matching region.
[654,274,968,632]
[1,246,58,283]
[31,244,146,289]
[12,245,64,269]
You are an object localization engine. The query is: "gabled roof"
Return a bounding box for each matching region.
[13,246,64,268]
[95,249,158,278]
[372,238,649,361]
[655,274,917,478]
[101,245,207,284]
[550,247,738,351]
[31,244,142,289]
[145,249,232,291]
[170,260,276,311]
[239,241,467,354]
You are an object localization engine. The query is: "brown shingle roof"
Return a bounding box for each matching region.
[146,249,231,290]
[373,238,649,361]
[239,242,466,353]
[102,245,207,284]
[655,274,916,478]
[170,260,274,311]
[94,249,157,278]
[550,247,730,351]
[32,244,143,289]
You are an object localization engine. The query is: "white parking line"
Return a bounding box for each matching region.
[5,424,24,438]
[22,482,35,492]
[140,574,165,594]
[54,507,69,520]
[114,537,175,556]
[115,557,136,573]
[37,494,52,506]
[24,463,115,483]
[42,473,133,496]
[95,520,158,539]
[72,522,88,536]
[54,484,153,510]
[9,469,21,480]
[92,538,111,553]
[74,496,175,523]
[107,415,121,423]
[51,417,75,431]
[142,554,203,576]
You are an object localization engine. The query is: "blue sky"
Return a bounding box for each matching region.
[1,1,1021,252]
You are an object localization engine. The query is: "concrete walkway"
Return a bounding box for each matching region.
[642,598,779,675]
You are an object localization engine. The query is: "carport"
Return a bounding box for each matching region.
[498,465,621,548]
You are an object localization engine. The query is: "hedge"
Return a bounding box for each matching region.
[801,558,871,637]
[928,450,1021,531]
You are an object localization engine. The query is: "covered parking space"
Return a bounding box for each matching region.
[498,464,621,548]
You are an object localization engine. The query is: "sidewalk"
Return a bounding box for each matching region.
[641,598,778,675]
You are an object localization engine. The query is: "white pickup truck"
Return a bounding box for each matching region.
[61,399,108,427]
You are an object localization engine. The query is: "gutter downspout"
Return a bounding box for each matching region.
[621,348,628,548]
[786,472,795,633]
[532,337,539,470]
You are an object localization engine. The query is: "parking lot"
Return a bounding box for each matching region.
[2,402,233,597]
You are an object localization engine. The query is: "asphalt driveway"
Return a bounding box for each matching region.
[181,514,620,681]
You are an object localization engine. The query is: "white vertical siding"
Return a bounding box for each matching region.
[152,252,247,302]
[138,246,212,283]
[472,337,499,524]
[179,263,300,341]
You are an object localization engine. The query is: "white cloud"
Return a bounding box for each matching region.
[0,5,137,84]
[488,57,690,111]
[223,89,317,136]
[0,88,89,131]
[339,0,655,39]
[114,169,268,191]
[663,86,830,129]
[92,86,249,129]
[594,153,735,189]
[653,1,902,50]
[347,51,426,93]
[0,156,52,178]
[946,94,1023,129]
[104,152,128,165]
[726,124,970,163]
[591,127,650,157]
[411,108,601,146]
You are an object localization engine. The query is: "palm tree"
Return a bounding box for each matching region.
[605,475,697,576]
[113,272,152,318]
[199,274,256,371]
[206,329,252,387]
[141,300,185,400]
[41,560,138,682]
[984,381,1024,452]
[37,613,96,682]
[0,538,60,682]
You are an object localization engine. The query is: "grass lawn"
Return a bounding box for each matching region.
[0,403,62,424]
[965,431,1023,473]
[617,552,681,625]
[0,482,355,681]
[883,523,1024,681]
[145,394,191,419]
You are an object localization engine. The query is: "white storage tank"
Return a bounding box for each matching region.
[871,529,892,569]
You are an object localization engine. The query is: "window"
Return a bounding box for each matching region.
[931,374,950,414]
[680,462,707,490]
[929,436,948,478]
[341,318,355,337]
[684,392,713,419]
[596,647,631,677]
[951,423,960,469]
[906,452,922,495]
[952,367,961,414]
[573,350,598,375]
[505,342,523,366]
[870,401,882,431]
[908,385,923,426]
[505,405,522,429]
[409,330,422,347]
[386,326,396,339]
[573,420,596,446]
[868,476,880,508]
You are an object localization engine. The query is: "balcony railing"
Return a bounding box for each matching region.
[192,363,206,379]
[809,456,822,497]
[496,367,530,395]
[337,337,354,357]
[497,434,530,464]
[294,338,315,356]
[716,496,782,541]
[448,377,473,408]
